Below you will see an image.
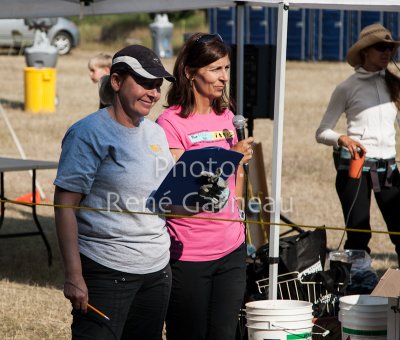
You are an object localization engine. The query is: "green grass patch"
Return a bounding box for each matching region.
[69,10,208,47]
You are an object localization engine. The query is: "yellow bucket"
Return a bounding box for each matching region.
[24,67,56,113]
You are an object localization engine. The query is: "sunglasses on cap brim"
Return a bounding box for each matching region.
[371,42,395,52]
[194,33,223,44]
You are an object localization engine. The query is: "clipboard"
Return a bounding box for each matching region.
[153,147,243,206]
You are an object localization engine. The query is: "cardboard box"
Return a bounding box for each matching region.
[371,268,400,339]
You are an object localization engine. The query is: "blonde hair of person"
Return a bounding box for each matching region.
[88,53,112,69]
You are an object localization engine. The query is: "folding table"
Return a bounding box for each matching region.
[0,157,58,266]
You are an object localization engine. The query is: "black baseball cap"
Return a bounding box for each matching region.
[110,45,175,82]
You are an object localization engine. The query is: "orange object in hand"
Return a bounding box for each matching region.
[348,151,365,179]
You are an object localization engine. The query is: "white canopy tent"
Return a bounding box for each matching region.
[1,0,400,19]
[2,0,400,299]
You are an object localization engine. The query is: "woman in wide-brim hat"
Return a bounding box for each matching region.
[347,23,400,67]
[316,23,400,266]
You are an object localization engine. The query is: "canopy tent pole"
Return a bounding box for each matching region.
[235,1,245,116]
[268,1,289,300]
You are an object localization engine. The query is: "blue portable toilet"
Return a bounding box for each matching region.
[345,11,383,45]
[348,11,382,50]
[209,7,399,62]
[360,11,384,28]
[287,8,307,60]
[266,7,278,45]
[247,6,269,45]
[347,11,359,51]
[307,9,319,61]
[318,9,347,61]
[208,9,217,36]
[384,12,400,61]
[385,12,399,35]
[209,7,236,44]
[245,6,278,45]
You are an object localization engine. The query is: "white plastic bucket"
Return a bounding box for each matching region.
[246,299,313,315]
[246,313,313,322]
[246,317,313,329]
[339,294,388,340]
[245,300,313,340]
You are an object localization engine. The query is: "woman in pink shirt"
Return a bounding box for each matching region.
[157,33,254,340]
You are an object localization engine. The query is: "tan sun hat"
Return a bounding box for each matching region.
[346,23,400,67]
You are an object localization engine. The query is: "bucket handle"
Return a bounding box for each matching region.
[271,322,330,338]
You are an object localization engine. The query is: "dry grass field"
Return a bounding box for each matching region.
[0,45,398,339]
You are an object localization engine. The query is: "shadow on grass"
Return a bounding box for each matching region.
[0,97,24,110]
[372,253,398,262]
[0,205,64,289]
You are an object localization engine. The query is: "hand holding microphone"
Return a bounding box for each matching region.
[234,139,255,165]
[232,115,254,166]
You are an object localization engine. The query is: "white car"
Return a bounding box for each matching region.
[0,17,80,55]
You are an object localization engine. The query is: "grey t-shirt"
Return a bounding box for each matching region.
[54,109,174,274]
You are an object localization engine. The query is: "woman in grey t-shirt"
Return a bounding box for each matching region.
[54,45,174,340]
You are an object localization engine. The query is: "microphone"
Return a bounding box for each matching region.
[232,115,248,172]
[232,115,246,141]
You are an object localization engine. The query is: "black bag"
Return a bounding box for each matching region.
[278,228,327,274]
[255,228,327,276]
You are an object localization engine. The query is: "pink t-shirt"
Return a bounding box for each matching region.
[157,106,245,261]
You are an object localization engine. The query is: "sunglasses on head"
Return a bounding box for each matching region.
[371,42,395,52]
[194,33,223,45]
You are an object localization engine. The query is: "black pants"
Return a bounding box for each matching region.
[71,254,171,340]
[336,168,400,256]
[166,244,246,340]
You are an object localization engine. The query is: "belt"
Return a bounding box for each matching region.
[335,155,396,192]
[365,158,396,192]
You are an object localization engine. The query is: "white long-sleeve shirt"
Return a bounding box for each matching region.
[316,67,400,159]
